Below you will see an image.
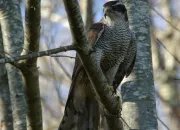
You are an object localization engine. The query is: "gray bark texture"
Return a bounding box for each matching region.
[0,27,13,130]
[0,0,27,130]
[121,0,158,130]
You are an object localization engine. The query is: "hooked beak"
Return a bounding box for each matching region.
[104,12,107,18]
[104,8,111,18]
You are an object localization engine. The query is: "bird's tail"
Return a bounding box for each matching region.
[59,69,100,130]
[59,97,100,130]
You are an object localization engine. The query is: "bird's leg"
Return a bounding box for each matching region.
[104,65,119,94]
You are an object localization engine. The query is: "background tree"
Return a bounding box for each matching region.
[0,0,26,129]
[0,0,42,130]
[0,26,13,130]
[151,0,180,129]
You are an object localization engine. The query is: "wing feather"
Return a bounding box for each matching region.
[65,23,105,108]
[113,32,136,92]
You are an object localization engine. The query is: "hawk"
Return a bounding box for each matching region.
[59,1,136,129]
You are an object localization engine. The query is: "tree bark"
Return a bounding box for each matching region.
[121,0,158,129]
[0,27,13,130]
[0,0,27,129]
[19,0,42,129]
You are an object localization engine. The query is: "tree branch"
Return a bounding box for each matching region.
[61,0,122,129]
[23,0,42,130]
[0,45,75,64]
[63,0,120,115]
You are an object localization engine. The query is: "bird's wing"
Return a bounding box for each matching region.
[65,23,105,108]
[125,53,136,77]
[88,23,105,46]
[125,32,136,77]
[71,23,105,79]
[113,32,136,91]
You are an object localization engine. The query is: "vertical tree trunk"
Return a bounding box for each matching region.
[20,0,42,130]
[121,0,158,129]
[0,0,27,130]
[0,27,13,130]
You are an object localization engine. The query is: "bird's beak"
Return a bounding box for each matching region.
[104,8,111,18]
[104,13,107,18]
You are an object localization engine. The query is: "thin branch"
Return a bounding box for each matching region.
[54,57,72,80]
[41,97,61,119]
[156,39,180,64]
[124,0,180,33]
[150,6,180,33]
[49,58,66,106]
[120,117,131,130]
[173,78,180,81]
[155,114,171,130]
[0,45,75,64]
[51,55,76,59]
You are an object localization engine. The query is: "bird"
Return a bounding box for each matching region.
[59,1,136,130]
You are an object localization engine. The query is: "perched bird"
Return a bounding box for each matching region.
[59,1,136,130]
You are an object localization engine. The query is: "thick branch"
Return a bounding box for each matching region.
[0,45,75,64]
[62,0,121,126]
[23,0,42,130]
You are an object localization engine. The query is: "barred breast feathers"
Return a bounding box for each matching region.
[96,19,132,71]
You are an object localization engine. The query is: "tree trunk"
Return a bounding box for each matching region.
[152,0,180,129]
[20,0,42,130]
[0,0,27,129]
[121,0,158,129]
[0,27,13,130]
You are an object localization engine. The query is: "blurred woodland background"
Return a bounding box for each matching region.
[5,0,180,130]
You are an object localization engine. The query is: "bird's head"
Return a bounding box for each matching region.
[103,1,128,22]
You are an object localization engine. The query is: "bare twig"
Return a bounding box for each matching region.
[124,0,180,33]
[54,57,72,79]
[157,39,180,64]
[120,117,131,130]
[150,6,180,33]
[41,97,61,119]
[173,78,180,80]
[51,55,76,59]
[49,57,66,106]
[0,45,75,64]
[155,114,171,130]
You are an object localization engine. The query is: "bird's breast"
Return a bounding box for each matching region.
[95,24,131,71]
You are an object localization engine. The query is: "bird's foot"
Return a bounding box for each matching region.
[114,93,122,115]
[109,85,117,96]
